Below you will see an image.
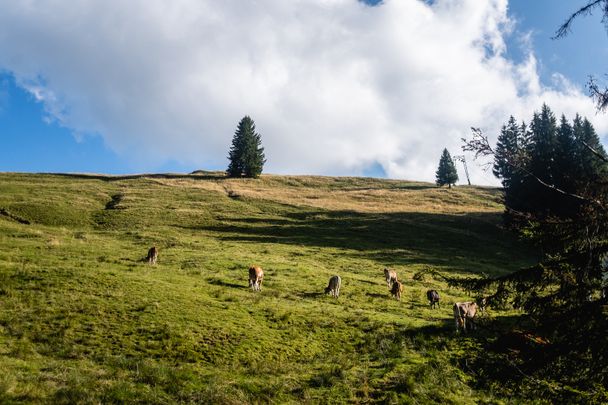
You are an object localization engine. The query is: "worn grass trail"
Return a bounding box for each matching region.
[0,172,535,403]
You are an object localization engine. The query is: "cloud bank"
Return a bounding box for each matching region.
[0,0,605,183]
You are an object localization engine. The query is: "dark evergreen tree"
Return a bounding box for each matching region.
[554,114,575,183]
[462,106,608,401]
[226,116,266,178]
[435,148,459,188]
[529,104,558,181]
[453,4,608,397]
[493,116,520,186]
[493,117,530,223]
[552,114,578,216]
[525,104,559,216]
[576,117,608,185]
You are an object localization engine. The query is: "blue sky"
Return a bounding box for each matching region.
[0,0,606,181]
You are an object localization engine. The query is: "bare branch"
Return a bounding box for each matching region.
[554,0,605,39]
[461,127,495,170]
[582,140,608,163]
[588,76,608,112]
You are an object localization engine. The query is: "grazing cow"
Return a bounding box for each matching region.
[248,266,264,291]
[384,268,398,289]
[390,280,404,301]
[324,275,341,298]
[453,302,479,332]
[146,246,158,265]
[427,289,440,309]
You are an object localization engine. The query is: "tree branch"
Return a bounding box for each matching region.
[553,0,605,39]
[588,76,608,112]
[582,140,608,163]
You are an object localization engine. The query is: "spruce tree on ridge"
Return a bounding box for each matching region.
[227,116,266,178]
[435,148,459,188]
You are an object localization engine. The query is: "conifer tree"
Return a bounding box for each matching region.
[493,117,529,221]
[529,104,558,183]
[576,117,608,184]
[493,116,520,187]
[552,114,578,216]
[226,116,266,178]
[435,148,459,188]
[524,104,558,216]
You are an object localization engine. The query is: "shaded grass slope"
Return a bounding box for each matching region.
[0,172,536,403]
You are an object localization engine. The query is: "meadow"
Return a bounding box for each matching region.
[0,172,537,403]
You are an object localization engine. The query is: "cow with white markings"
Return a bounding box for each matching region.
[248,266,264,292]
[146,246,158,265]
[384,268,398,290]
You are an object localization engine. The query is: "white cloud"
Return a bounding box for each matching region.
[0,0,605,184]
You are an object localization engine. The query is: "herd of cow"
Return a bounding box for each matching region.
[145,247,483,333]
[378,268,483,333]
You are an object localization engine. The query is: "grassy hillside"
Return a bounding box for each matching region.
[0,172,536,403]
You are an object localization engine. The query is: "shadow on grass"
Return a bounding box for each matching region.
[207,278,245,289]
[357,314,542,402]
[189,209,535,276]
[298,291,325,299]
[365,292,388,299]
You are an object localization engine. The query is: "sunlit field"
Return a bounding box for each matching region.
[0,172,536,403]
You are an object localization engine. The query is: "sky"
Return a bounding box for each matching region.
[0,0,607,184]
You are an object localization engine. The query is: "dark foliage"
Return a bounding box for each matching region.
[460,105,608,400]
[227,116,266,178]
[435,148,459,188]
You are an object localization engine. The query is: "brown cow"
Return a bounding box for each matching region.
[384,268,398,290]
[146,246,158,265]
[390,280,403,301]
[453,302,478,332]
[248,266,264,291]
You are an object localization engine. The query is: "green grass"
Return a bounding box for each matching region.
[0,172,537,403]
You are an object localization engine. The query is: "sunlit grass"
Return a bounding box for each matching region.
[0,172,535,403]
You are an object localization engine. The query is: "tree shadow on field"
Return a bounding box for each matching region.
[192,209,535,276]
[360,316,532,402]
[207,278,245,289]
